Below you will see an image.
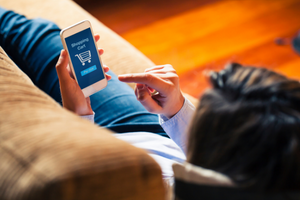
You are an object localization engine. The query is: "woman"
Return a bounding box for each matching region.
[1,7,300,191]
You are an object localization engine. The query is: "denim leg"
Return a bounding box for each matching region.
[0,7,168,137]
[90,71,167,136]
[0,7,62,102]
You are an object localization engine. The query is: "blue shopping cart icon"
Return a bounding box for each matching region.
[81,65,97,76]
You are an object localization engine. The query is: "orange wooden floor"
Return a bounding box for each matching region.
[78,0,300,98]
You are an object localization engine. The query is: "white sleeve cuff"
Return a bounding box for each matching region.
[80,112,95,123]
[159,98,196,154]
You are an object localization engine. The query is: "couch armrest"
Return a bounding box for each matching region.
[0,47,165,200]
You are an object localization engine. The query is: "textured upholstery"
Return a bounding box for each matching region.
[0,46,165,199]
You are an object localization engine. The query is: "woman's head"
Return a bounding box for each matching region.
[187,63,300,190]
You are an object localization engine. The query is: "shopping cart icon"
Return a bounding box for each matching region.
[75,50,91,66]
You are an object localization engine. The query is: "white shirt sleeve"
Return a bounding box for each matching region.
[159,98,196,154]
[80,112,95,123]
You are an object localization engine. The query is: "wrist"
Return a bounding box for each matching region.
[76,106,93,116]
[165,93,185,119]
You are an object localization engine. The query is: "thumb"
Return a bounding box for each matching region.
[56,50,71,82]
[136,84,162,113]
[136,83,150,101]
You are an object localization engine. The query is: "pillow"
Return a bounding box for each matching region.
[173,162,234,187]
[172,163,300,200]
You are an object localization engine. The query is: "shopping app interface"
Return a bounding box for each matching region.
[65,28,104,89]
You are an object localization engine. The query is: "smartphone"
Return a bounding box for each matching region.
[60,20,107,97]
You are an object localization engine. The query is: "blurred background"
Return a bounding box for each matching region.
[75,0,300,98]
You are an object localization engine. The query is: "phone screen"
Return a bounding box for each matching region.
[65,28,105,89]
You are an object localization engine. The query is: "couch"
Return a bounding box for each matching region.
[0,0,197,199]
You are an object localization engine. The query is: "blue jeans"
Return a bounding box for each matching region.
[0,7,168,137]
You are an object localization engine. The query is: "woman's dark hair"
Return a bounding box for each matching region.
[187,63,300,191]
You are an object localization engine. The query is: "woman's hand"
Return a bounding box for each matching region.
[118,64,184,118]
[55,34,111,116]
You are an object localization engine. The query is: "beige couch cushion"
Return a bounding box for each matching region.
[0,47,165,199]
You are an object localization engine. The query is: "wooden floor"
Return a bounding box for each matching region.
[78,0,300,98]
